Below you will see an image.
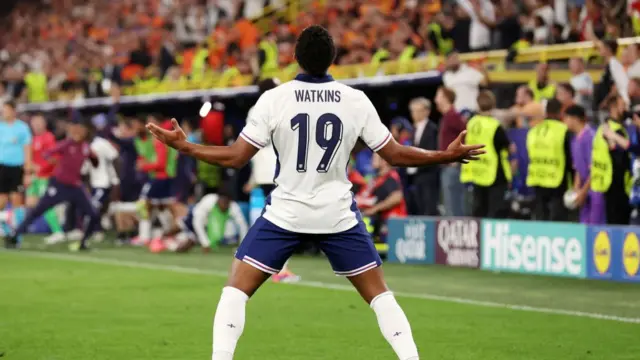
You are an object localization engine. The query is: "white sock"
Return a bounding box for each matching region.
[212,287,249,360]
[139,220,152,241]
[158,209,174,232]
[370,291,419,360]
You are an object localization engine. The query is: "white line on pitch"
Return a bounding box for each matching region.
[4,250,640,324]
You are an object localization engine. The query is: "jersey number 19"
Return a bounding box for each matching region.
[291,113,343,173]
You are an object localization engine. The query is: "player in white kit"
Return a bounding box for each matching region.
[146,26,485,360]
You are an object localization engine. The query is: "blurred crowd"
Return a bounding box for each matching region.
[2,0,640,104]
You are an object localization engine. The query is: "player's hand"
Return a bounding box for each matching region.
[146,118,187,149]
[447,131,486,164]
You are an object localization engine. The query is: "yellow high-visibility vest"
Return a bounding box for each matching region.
[460,115,512,186]
[591,120,631,194]
[528,79,556,101]
[526,119,568,188]
[24,72,49,103]
[259,40,279,75]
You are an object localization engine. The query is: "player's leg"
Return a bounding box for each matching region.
[212,218,300,360]
[5,179,67,247]
[135,182,153,245]
[37,178,64,242]
[0,168,12,235]
[69,187,100,250]
[320,223,419,360]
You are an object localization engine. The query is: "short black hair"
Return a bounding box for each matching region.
[603,39,618,55]
[217,185,234,201]
[546,98,563,118]
[564,104,586,121]
[3,100,16,110]
[558,82,575,98]
[295,25,336,77]
[258,78,279,95]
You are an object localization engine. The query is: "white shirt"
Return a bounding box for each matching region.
[192,194,248,248]
[570,71,594,108]
[82,137,119,189]
[609,58,630,105]
[458,0,495,50]
[443,64,485,111]
[247,106,278,185]
[240,76,392,233]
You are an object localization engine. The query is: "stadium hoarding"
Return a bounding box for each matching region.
[481,220,587,278]
[587,226,640,282]
[435,218,481,268]
[387,217,435,264]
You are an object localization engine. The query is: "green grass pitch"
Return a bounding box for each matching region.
[1,236,640,360]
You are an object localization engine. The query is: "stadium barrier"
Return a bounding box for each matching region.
[387,217,640,283]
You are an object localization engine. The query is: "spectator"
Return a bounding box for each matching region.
[495,0,522,50]
[435,87,466,216]
[158,25,178,78]
[625,44,640,78]
[408,97,440,216]
[527,98,573,221]
[528,63,556,102]
[129,37,153,69]
[500,85,544,128]
[569,57,594,110]
[442,52,487,112]
[596,95,632,224]
[458,0,495,51]
[628,77,640,105]
[556,82,576,115]
[360,153,408,222]
[461,91,512,218]
[564,104,604,224]
[595,39,629,108]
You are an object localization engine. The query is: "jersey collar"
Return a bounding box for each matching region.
[294,73,334,83]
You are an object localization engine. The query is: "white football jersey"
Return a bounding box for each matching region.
[82,136,120,189]
[239,75,391,233]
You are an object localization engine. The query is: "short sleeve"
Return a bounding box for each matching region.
[21,123,32,145]
[359,94,392,152]
[240,93,271,149]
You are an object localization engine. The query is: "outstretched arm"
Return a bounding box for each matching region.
[377,131,484,167]
[146,119,258,169]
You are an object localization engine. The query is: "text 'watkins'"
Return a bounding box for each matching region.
[294,89,341,103]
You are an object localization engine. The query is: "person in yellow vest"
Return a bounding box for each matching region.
[461,90,514,218]
[528,63,556,102]
[526,98,573,221]
[592,95,632,225]
[425,14,455,56]
[24,65,49,103]
[256,32,279,79]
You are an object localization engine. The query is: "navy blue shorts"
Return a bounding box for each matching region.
[178,207,196,239]
[90,187,112,210]
[120,180,142,203]
[235,217,382,276]
[140,179,174,204]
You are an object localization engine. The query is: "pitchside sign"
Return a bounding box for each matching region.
[481,220,587,278]
[435,218,480,268]
[587,226,640,282]
[387,218,435,264]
